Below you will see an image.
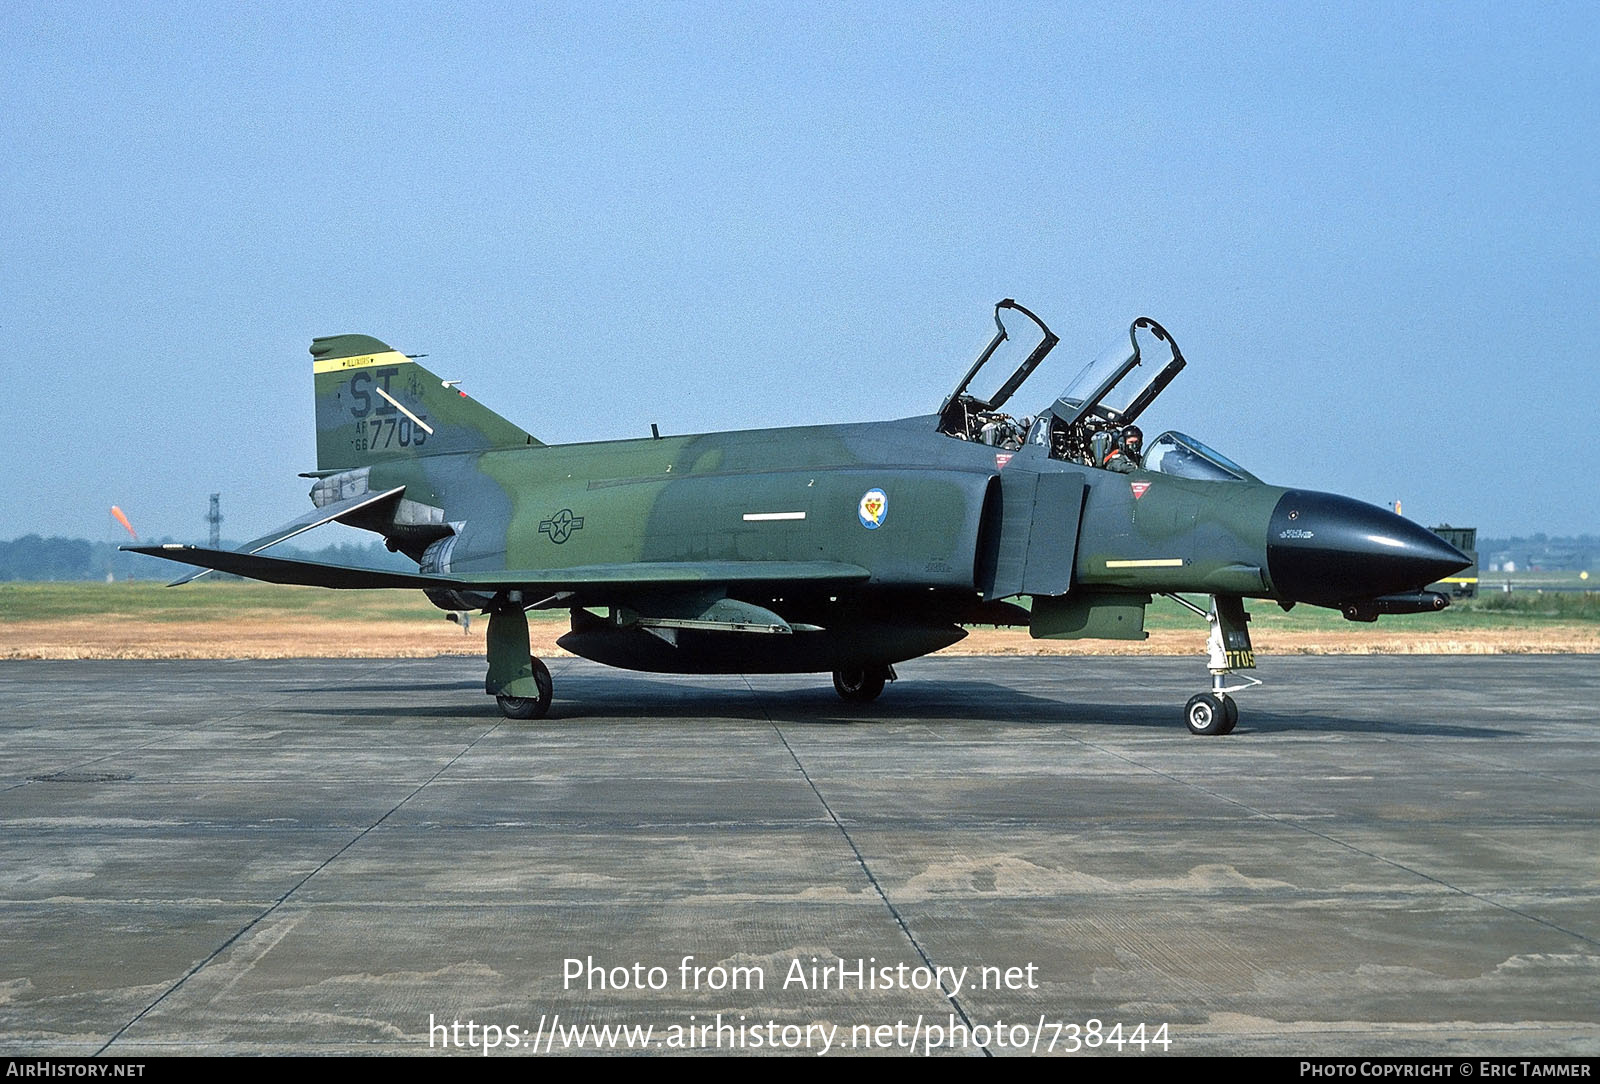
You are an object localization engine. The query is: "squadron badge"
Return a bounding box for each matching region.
[858,488,888,529]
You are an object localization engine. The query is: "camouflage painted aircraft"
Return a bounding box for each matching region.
[127,300,1469,734]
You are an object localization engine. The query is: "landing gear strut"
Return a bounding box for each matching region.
[833,664,895,703]
[1164,593,1259,736]
[487,606,553,719]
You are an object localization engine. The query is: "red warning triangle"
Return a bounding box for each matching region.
[1130,481,1151,499]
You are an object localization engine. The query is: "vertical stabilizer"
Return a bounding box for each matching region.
[312,335,540,472]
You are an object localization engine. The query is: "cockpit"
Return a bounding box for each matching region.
[937,300,1258,481]
[1141,431,1259,482]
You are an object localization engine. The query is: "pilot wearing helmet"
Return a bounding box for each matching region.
[1103,425,1143,473]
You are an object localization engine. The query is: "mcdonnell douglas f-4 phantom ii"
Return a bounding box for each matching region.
[128,301,1469,734]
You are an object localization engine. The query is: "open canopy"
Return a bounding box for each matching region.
[1048,317,1185,432]
[936,306,1264,479]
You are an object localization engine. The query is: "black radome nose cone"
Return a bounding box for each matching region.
[1266,491,1471,606]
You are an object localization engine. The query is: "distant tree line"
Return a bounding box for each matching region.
[0,535,414,582]
[1476,534,1598,572]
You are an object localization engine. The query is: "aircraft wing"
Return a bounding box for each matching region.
[122,544,872,600]
[163,486,408,585]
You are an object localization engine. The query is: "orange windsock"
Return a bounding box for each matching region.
[111,506,138,539]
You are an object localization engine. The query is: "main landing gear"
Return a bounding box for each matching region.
[833,664,896,703]
[1163,593,1260,736]
[486,606,553,719]
[498,657,552,719]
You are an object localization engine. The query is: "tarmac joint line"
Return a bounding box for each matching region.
[744,676,992,1058]
[94,698,505,1055]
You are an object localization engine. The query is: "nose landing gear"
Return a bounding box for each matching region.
[1165,593,1259,736]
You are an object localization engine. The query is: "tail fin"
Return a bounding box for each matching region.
[312,334,542,472]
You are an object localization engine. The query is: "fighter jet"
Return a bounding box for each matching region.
[126,300,1469,734]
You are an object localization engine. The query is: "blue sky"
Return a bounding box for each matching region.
[3,1,1596,544]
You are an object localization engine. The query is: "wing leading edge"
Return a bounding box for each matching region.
[122,544,872,599]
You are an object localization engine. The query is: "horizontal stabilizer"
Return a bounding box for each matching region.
[123,545,872,600]
[126,545,451,589]
[166,487,406,585]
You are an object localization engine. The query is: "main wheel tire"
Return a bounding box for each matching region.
[497,657,554,719]
[1185,692,1230,736]
[532,656,553,705]
[833,666,887,703]
[497,695,544,719]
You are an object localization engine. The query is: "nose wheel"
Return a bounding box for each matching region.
[1185,691,1238,736]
